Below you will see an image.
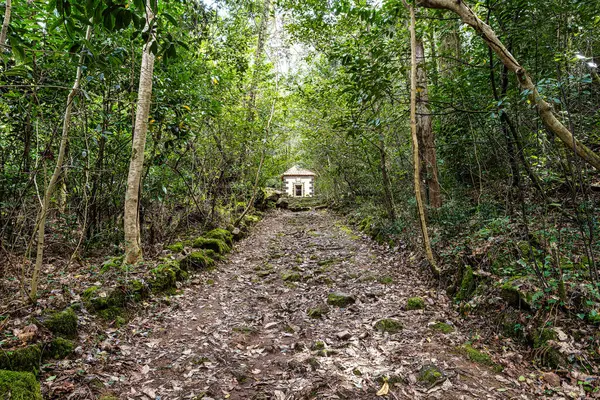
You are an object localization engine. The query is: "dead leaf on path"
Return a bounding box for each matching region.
[141,365,150,374]
[376,381,389,396]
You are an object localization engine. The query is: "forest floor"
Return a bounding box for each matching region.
[69,209,576,399]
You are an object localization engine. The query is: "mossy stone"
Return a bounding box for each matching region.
[533,328,557,348]
[455,266,475,301]
[43,308,77,338]
[150,264,178,294]
[98,395,119,400]
[166,242,184,253]
[431,322,454,334]
[99,256,125,273]
[281,271,302,282]
[180,251,215,271]
[0,370,42,400]
[406,297,425,310]
[307,304,329,319]
[378,276,393,284]
[127,279,150,302]
[0,345,41,375]
[42,338,74,359]
[192,237,230,254]
[374,319,403,333]
[204,228,234,246]
[460,344,494,366]
[82,286,128,322]
[418,364,444,385]
[327,292,355,307]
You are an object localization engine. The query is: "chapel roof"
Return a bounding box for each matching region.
[282,166,316,176]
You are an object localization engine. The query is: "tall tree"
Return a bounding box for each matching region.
[124,0,156,264]
[417,0,600,170]
[29,24,93,300]
[415,37,441,208]
[0,0,11,47]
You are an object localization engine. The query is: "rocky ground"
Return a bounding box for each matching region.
[77,209,575,399]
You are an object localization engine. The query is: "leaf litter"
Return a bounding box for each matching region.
[45,209,582,399]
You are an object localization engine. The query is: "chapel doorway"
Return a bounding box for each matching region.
[295,184,303,197]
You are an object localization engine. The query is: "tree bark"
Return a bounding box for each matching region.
[247,0,271,122]
[124,0,156,264]
[409,4,439,276]
[417,0,600,170]
[379,135,396,220]
[0,0,11,48]
[415,38,442,208]
[29,24,93,300]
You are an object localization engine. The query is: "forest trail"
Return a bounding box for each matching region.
[102,210,535,400]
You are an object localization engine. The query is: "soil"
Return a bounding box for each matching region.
[60,210,562,399]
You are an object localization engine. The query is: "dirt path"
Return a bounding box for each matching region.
[102,209,536,399]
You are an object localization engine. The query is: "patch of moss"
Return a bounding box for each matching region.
[166,242,184,253]
[455,266,475,302]
[378,276,393,284]
[127,279,150,302]
[150,264,178,294]
[374,319,403,334]
[180,251,215,271]
[43,308,78,339]
[98,395,119,400]
[193,237,230,254]
[82,286,128,322]
[42,338,74,359]
[281,271,302,282]
[406,297,425,310]
[533,328,557,348]
[99,256,125,273]
[311,340,325,350]
[0,370,42,400]
[0,345,41,375]
[327,292,355,307]
[204,228,234,246]
[460,344,493,366]
[307,304,329,319]
[431,322,454,334]
[418,364,444,385]
[242,214,260,226]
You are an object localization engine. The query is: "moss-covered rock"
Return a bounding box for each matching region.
[281,271,302,282]
[149,264,178,294]
[180,251,215,271]
[455,266,475,301]
[192,237,230,254]
[533,328,557,349]
[0,345,41,375]
[374,319,403,333]
[406,297,425,310]
[166,242,184,253]
[460,344,494,367]
[431,322,454,334]
[42,338,74,359]
[98,395,119,400]
[378,276,393,284]
[499,277,532,310]
[0,370,42,400]
[307,304,330,319]
[127,279,150,302]
[82,286,128,322]
[43,308,77,338]
[99,256,125,273]
[327,292,355,307]
[531,328,567,369]
[242,214,260,226]
[418,364,444,385]
[204,228,233,246]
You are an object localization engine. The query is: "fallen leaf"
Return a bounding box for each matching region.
[376,382,389,396]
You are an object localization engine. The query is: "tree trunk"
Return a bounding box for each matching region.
[247,0,271,122]
[0,0,11,48]
[379,135,396,220]
[29,25,93,300]
[415,38,442,208]
[417,0,600,170]
[409,4,439,276]
[124,0,156,264]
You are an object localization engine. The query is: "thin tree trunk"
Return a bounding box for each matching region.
[124,0,156,264]
[417,0,600,170]
[29,24,92,300]
[415,38,442,208]
[409,4,439,276]
[247,0,271,122]
[0,0,11,48]
[379,135,396,220]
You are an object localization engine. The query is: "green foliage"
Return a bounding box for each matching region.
[0,370,42,400]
